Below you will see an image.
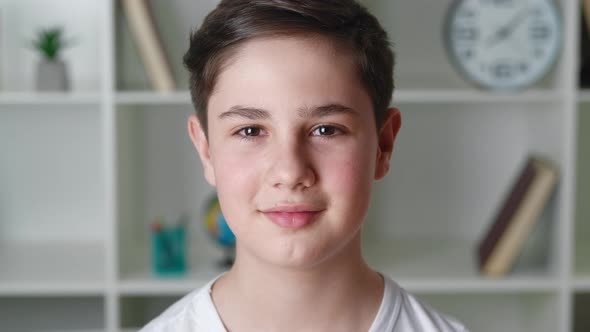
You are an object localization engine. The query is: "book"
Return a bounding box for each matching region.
[584,0,590,36]
[121,0,176,92]
[477,156,559,277]
[0,9,3,90]
[580,0,590,87]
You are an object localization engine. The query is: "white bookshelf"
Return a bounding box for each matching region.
[0,92,101,105]
[0,0,588,331]
[115,91,191,105]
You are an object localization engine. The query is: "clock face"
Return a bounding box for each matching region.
[445,0,562,90]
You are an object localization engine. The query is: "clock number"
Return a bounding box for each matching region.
[461,49,474,59]
[532,8,543,17]
[455,27,479,41]
[531,24,550,40]
[481,0,513,7]
[493,63,514,79]
[458,9,475,18]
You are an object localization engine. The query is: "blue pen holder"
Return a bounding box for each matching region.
[151,223,187,277]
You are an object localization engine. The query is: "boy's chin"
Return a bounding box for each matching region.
[248,240,352,271]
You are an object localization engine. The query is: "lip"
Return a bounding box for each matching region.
[262,205,324,213]
[260,205,325,229]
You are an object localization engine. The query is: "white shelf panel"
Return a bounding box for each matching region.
[398,278,560,294]
[417,291,559,332]
[0,242,106,295]
[578,90,590,102]
[115,91,191,105]
[38,330,136,332]
[394,89,564,104]
[114,90,564,106]
[574,279,590,291]
[117,274,559,295]
[575,223,590,276]
[0,282,105,296]
[364,237,558,292]
[0,92,101,105]
[118,266,224,295]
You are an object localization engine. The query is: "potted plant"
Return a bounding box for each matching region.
[31,27,74,91]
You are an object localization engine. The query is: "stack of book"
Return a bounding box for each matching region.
[477,155,559,277]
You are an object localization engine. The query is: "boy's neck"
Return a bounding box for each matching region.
[211,232,384,332]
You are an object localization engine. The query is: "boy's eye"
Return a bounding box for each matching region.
[311,125,342,137]
[234,125,343,141]
[235,126,266,140]
[241,127,262,136]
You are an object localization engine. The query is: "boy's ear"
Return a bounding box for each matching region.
[188,115,216,187]
[375,107,401,180]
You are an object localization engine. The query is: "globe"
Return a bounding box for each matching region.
[203,194,236,267]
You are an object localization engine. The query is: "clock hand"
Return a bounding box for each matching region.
[502,8,531,37]
[486,7,530,48]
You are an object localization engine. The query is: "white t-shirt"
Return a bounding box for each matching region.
[140,274,469,332]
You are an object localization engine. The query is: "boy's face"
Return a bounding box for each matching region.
[189,35,400,269]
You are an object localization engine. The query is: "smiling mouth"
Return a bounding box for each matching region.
[262,211,323,229]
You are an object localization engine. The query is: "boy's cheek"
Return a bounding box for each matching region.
[329,159,373,199]
[213,154,260,194]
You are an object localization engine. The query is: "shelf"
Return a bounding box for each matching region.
[115,91,191,105]
[0,242,106,295]
[118,267,223,295]
[398,278,560,294]
[574,279,590,291]
[575,235,590,277]
[0,296,104,332]
[574,293,590,332]
[575,106,590,277]
[364,237,558,293]
[0,92,101,105]
[578,90,590,102]
[416,292,559,332]
[120,296,181,330]
[113,89,564,106]
[394,89,564,104]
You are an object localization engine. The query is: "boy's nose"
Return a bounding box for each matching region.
[266,140,316,191]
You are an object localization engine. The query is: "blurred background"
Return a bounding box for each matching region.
[0,0,589,331]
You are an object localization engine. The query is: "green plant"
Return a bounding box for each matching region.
[31,27,74,60]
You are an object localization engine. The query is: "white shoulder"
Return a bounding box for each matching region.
[139,276,226,332]
[139,287,204,332]
[387,277,470,332]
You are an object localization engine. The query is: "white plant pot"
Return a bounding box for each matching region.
[36,58,69,91]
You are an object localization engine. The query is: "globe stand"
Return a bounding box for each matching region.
[217,247,235,269]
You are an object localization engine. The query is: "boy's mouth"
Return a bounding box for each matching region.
[262,211,323,229]
[260,205,325,229]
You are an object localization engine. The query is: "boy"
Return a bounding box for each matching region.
[142,0,468,331]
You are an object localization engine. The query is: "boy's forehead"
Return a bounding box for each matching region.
[208,35,369,117]
[238,34,346,56]
[217,35,357,83]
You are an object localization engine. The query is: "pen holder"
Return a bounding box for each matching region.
[151,222,187,277]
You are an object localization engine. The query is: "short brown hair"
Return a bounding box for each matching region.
[183,0,395,136]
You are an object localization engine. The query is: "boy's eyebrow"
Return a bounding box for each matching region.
[298,104,359,118]
[219,106,271,120]
[219,103,359,120]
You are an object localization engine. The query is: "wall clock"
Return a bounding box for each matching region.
[444,0,562,91]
